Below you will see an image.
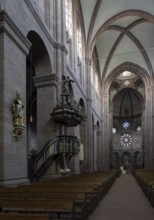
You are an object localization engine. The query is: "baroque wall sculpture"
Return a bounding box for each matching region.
[11,92,26,141]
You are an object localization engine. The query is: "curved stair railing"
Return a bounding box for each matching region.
[28,135,80,181]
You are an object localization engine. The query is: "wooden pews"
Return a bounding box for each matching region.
[0,213,53,220]
[0,198,86,220]
[133,169,154,207]
[0,170,119,219]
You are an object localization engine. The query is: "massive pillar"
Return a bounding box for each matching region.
[0,11,31,185]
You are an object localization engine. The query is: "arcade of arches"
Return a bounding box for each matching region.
[0,0,154,185]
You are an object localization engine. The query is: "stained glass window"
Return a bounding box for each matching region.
[112,128,117,134]
[122,121,130,129]
[120,133,132,147]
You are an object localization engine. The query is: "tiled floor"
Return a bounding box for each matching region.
[89,174,154,220]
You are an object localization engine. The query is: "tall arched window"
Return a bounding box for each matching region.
[77,19,82,61]
[65,0,73,65]
[92,58,99,94]
[44,0,50,28]
[77,18,83,84]
[95,74,99,94]
[65,0,73,39]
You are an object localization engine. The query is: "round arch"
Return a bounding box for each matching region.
[26,30,53,152]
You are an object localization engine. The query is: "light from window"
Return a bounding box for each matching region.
[112,128,117,134]
[136,126,142,132]
[124,80,130,86]
[122,121,130,129]
[77,23,82,59]
[122,71,131,77]
[65,0,72,38]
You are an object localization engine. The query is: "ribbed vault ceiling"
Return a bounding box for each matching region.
[80,0,154,80]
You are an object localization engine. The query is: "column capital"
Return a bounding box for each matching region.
[33,74,59,88]
[97,130,102,136]
[82,115,88,121]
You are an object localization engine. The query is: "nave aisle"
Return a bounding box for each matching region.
[89,174,154,220]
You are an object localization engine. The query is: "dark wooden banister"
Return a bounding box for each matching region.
[28,135,80,180]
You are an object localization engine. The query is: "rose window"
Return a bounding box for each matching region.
[120,133,132,147]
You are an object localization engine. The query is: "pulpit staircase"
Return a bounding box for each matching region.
[28,75,83,181]
[28,135,79,181]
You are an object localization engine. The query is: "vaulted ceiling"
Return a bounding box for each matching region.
[80,0,154,81]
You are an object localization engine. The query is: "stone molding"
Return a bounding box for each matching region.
[146,85,154,93]
[33,74,58,88]
[82,115,88,121]
[0,10,31,55]
[92,124,98,130]
[86,98,93,103]
[97,130,102,136]
[24,0,68,54]
[0,176,28,185]
[92,107,101,121]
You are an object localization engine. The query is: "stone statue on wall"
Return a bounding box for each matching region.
[62,74,74,96]
[12,92,24,126]
[11,92,25,141]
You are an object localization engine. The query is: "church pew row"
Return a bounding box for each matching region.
[0,199,87,220]
[0,170,118,213]
[18,183,102,205]
[0,190,94,214]
[132,170,154,207]
[27,170,118,199]
[0,171,119,219]
[0,213,53,220]
[0,185,96,213]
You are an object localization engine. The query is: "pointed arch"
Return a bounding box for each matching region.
[103,62,150,92]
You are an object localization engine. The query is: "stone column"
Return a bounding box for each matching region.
[109,105,113,168]
[0,11,31,185]
[141,104,145,167]
[97,130,102,170]
[144,85,154,168]
[101,92,110,169]
[92,124,98,171]
[54,0,67,95]
[99,120,104,170]
[86,58,93,171]
[86,98,93,171]
[80,115,88,171]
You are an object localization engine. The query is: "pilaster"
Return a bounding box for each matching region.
[86,58,93,171]
[97,130,102,170]
[101,92,110,169]
[145,84,154,168]
[33,74,58,149]
[79,115,88,171]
